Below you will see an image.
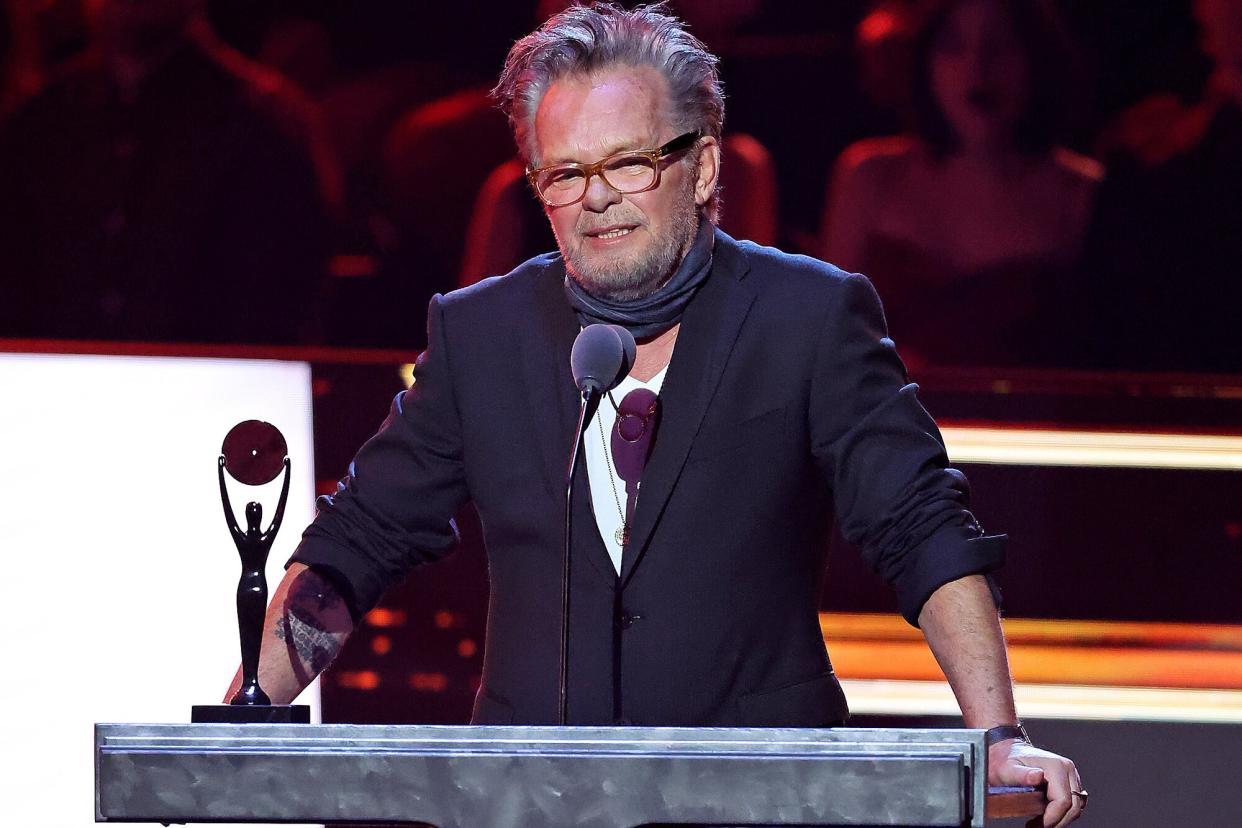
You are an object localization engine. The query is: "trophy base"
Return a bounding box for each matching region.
[191,704,311,724]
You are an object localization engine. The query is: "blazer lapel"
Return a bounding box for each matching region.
[521,258,618,582]
[620,230,756,585]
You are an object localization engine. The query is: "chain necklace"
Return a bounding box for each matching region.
[598,394,630,547]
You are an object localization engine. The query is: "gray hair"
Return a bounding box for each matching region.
[492,2,725,215]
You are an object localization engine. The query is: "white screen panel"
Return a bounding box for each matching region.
[0,351,320,826]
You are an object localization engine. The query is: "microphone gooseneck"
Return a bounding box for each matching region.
[561,324,635,723]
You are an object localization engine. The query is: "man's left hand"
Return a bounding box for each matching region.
[988,739,1086,827]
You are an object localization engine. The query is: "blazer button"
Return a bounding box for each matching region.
[618,612,643,629]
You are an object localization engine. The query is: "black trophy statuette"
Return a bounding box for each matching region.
[191,420,309,724]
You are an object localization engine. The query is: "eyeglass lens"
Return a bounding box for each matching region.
[535,153,659,206]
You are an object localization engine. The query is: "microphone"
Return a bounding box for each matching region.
[570,324,635,394]
[610,324,637,383]
[561,323,636,725]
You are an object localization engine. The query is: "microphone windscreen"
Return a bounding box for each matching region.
[608,325,637,378]
[571,324,628,394]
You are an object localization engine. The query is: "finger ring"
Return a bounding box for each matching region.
[1070,789,1089,808]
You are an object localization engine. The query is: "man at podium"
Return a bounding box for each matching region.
[228,4,1084,825]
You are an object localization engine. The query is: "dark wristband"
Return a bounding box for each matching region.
[984,724,1032,747]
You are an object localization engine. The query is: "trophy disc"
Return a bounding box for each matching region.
[222,420,288,485]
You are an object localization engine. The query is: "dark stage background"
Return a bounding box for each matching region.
[4,1,1241,824]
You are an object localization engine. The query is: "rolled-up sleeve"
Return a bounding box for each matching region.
[810,273,1005,625]
[290,293,470,620]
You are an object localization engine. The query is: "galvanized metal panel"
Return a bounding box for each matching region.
[96,724,986,827]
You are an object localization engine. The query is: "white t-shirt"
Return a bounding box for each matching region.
[583,365,668,574]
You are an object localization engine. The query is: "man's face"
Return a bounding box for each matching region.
[532,65,718,301]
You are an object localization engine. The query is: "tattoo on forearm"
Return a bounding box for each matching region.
[274,572,347,676]
[274,611,340,675]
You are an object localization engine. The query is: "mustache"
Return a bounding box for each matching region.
[576,212,645,234]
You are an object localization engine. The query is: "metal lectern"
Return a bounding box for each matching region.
[95,723,1022,827]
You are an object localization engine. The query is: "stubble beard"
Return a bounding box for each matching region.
[559,180,700,303]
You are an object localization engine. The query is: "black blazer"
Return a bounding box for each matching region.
[293,228,1005,727]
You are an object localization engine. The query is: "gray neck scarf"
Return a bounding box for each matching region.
[564,219,715,339]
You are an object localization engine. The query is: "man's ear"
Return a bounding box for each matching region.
[693,136,721,208]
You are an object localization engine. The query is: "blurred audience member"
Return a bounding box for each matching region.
[1,0,44,118]
[853,0,918,126]
[257,17,336,98]
[322,87,515,349]
[822,0,1100,369]
[0,0,330,345]
[253,12,464,351]
[1085,0,1242,373]
[1,0,93,118]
